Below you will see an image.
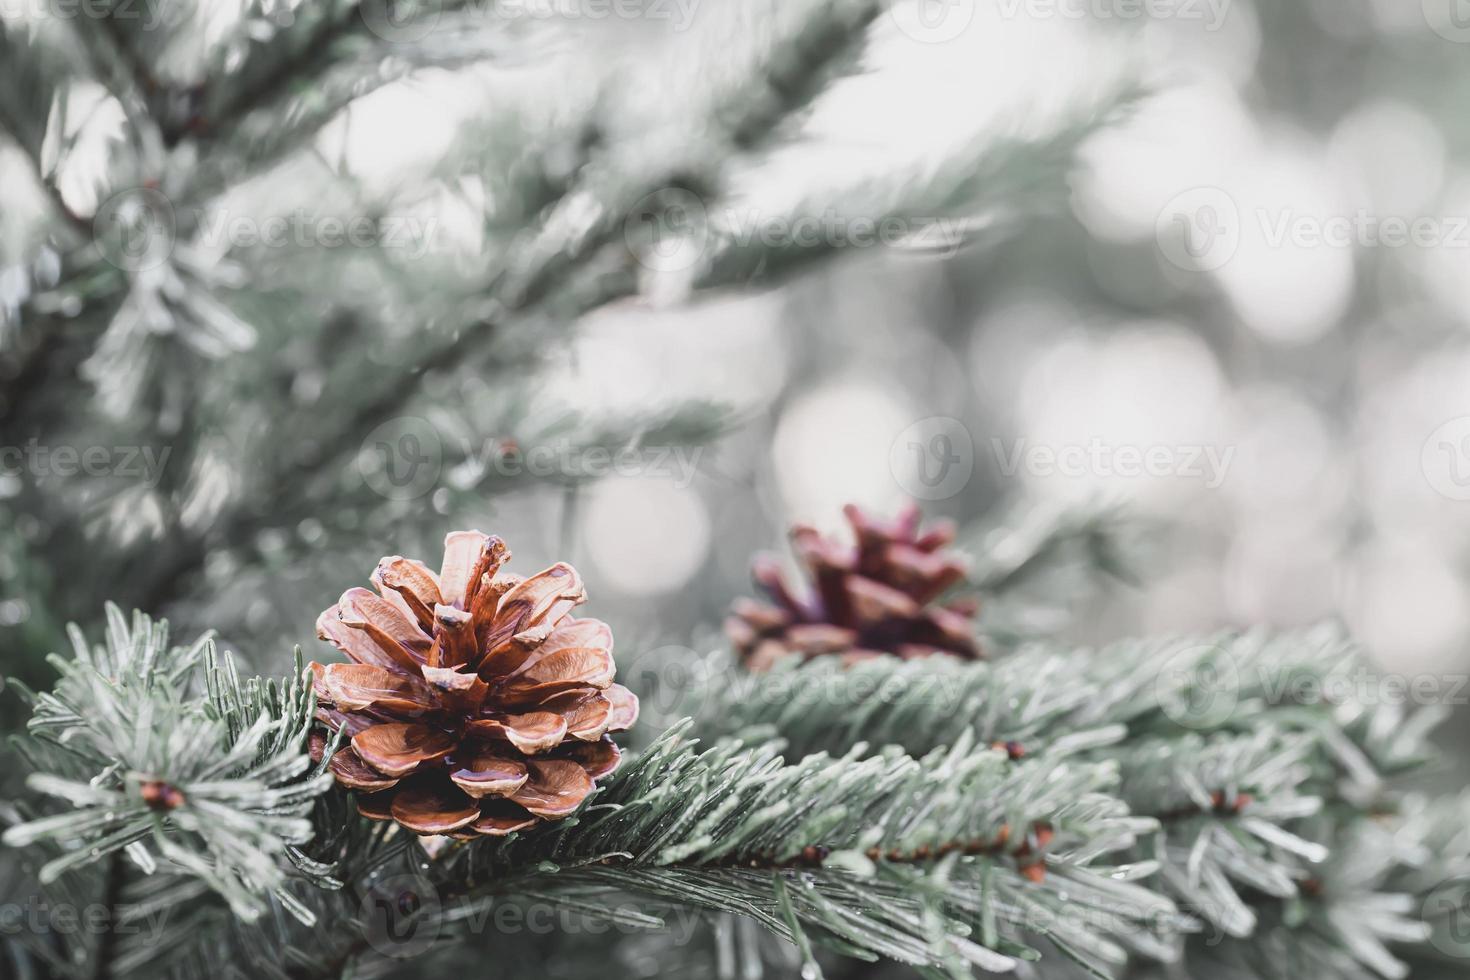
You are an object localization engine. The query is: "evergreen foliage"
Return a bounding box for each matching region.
[2,5,1466,980]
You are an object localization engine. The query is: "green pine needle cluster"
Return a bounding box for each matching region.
[4,606,334,924]
[677,625,1459,980]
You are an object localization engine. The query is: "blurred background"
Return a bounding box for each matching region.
[523,0,1470,774]
[520,2,1470,684]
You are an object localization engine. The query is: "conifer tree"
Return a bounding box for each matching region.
[4,5,1465,980]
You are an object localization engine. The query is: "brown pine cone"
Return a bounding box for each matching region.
[725,503,980,670]
[309,531,637,837]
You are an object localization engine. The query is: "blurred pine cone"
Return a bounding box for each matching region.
[309,531,637,837]
[726,503,980,670]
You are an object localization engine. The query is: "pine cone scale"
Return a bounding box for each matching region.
[372,556,442,631]
[335,588,430,670]
[420,665,490,715]
[430,604,477,668]
[316,607,406,672]
[328,747,400,791]
[352,723,456,777]
[321,662,434,713]
[472,799,539,836]
[391,780,481,835]
[438,530,499,609]
[449,747,529,798]
[567,739,622,778]
[468,712,569,754]
[558,692,614,739]
[512,760,594,817]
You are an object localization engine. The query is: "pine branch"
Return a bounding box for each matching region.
[91,852,123,980]
[695,81,1148,290]
[0,22,91,236]
[168,1,366,148]
[5,606,1188,980]
[676,625,1452,977]
[2,606,335,923]
[274,725,1174,980]
[684,625,1433,765]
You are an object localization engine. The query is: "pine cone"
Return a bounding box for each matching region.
[726,503,980,670]
[309,531,637,837]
